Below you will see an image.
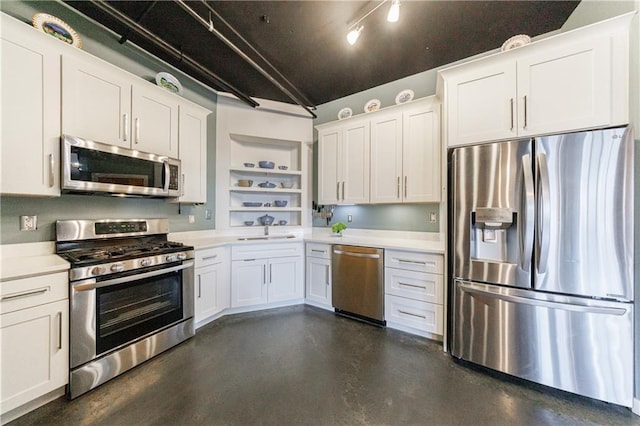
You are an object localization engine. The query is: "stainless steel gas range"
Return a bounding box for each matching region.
[56,219,195,399]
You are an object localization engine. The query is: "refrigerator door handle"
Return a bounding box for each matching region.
[520,153,535,271]
[536,153,551,273]
[458,282,629,316]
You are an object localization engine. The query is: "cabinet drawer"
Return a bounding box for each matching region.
[385,294,443,335]
[385,250,443,274]
[1,272,68,315]
[196,246,227,268]
[232,242,303,260]
[306,243,331,259]
[385,268,443,304]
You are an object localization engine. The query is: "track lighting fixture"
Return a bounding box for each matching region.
[345,0,401,46]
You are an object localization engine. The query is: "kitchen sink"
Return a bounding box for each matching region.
[237,235,296,241]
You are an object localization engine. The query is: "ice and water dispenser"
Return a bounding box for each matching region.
[470,207,517,264]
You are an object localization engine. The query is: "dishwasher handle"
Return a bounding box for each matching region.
[333,249,380,259]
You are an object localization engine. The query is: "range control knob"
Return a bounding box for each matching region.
[176,253,187,261]
[140,258,152,267]
[165,255,177,263]
[110,263,124,273]
[91,266,105,276]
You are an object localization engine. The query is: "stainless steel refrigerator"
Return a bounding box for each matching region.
[449,126,634,407]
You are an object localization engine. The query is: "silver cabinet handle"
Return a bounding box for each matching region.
[397,176,400,198]
[311,249,326,253]
[326,265,330,286]
[520,154,534,272]
[1,287,49,301]
[510,98,514,131]
[263,264,267,285]
[202,255,218,261]
[198,275,202,298]
[398,282,427,290]
[398,309,426,319]
[341,181,345,201]
[397,259,427,265]
[134,117,140,144]
[523,95,528,129]
[536,153,551,274]
[404,176,407,199]
[336,182,340,200]
[57,311,63,350]
[269,264,272,283]
[123,113,129,142]
[49,154,55,187]
[333,249,380,259]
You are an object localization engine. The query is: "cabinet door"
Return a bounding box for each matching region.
[318,127,341,204]
[370,112,403,203]
[268,256,303,302]
[62,55,132,148]
[131,84,178,157]
[402,103,440,202]
[446,59,517,146]
[517,36,611,136]
[176,103,209,203]
[231,259,268,307]
[1,300,68,414]
[341,120,370,204]
[195,262,229,323]
[1,16,61,196]
[305,257,332,306]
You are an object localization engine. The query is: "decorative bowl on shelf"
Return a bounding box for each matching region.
[280,182,294,189]
[278,165,288,170]
[274,200,288,207]
[243,202,262,207]
[258,214,275,226]
[243,162,255,168]
[244,221,254,226]
[258,161,275,169]
[238,179,253,187]
[279,220,288,226]
[258,181,276,188]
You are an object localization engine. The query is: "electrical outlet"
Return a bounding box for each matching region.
[20,215,37,231]
[188,215,195,224]
[429,212,437,223]
[205,209,212,220]
[347,215,353,222]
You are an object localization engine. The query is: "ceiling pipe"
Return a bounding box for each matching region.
[201,1,317,110]
[89,0,259,108]
[175,0,317,119]
[118,1,157,45]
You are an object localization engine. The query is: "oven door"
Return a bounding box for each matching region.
[70,261,194,369]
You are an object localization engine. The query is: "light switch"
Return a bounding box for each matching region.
[188,215,195,224]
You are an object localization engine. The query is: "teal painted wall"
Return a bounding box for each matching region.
[0,1,219,244]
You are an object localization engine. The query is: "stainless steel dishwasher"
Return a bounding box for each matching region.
[332,245,385,325]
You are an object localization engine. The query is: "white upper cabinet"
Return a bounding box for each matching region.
[370,111,403,203]
[317,119,370,205]
[173,102,209,203]
[1,14,62,196]
[439,12,633,147]
[62,54,179,157]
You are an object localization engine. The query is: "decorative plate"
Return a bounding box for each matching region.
[155,72,183,95]
[501,34,531,51]
[395,89,414,105]
[364,99,381,113]
[32,13,82,48]
[338,107,353,120]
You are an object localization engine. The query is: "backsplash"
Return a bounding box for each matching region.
[311,204,439,233]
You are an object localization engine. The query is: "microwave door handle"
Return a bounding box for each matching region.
[163,161,170,193]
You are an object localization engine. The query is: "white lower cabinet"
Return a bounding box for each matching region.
[305,243,332,309]
[384,250,444,338]
[0,272,69,416]
[194,247,229,327]
[231,243,304,308]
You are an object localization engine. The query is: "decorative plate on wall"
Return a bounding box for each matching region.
[395,89,414,104]
[501,34,531,51]
[32,13,82,48]
[364,99,381,113]
[155,72,183,95]
[338,107,353,120]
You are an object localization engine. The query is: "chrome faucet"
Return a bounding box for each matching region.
[264,224,270,235]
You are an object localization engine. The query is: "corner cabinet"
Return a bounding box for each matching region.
[317,96,441,205]
[439,13,633,147]
[194,247,229,327]
[1,13,62,196]
[173,102,210,204]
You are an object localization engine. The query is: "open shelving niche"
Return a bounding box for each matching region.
[228,133,304,229]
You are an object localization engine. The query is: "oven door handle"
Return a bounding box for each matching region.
[72,261,194,291]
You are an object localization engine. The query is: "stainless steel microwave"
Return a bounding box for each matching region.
[62,135,181,197]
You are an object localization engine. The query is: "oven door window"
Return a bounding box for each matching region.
[96,270,183,355]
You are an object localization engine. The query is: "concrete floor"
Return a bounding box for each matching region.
[9,305,639,425]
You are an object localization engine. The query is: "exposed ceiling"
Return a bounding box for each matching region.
[65,1,580,111]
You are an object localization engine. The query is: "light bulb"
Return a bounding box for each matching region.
[387,0,400,23]
[347,25,363,45]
